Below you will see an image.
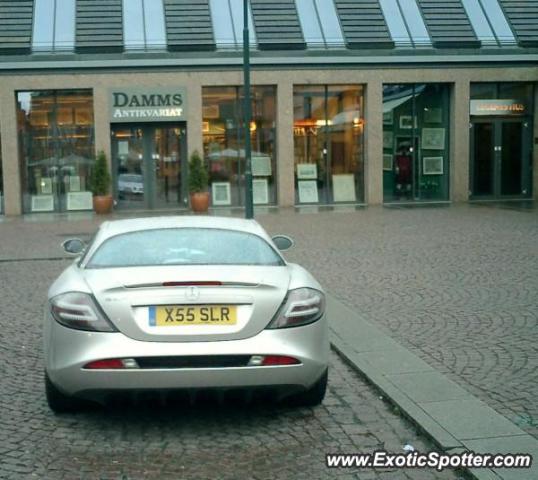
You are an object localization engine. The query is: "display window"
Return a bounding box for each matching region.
[382,84,450,202]
[293,85,365,204]
[17,90,95,213]
[202,86,277,207]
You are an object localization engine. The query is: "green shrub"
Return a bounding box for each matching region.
[90,150,111,196]
[188,150,209,194]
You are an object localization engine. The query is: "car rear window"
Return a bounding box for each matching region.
[86,228,284,268]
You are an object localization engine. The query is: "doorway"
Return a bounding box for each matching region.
[470,118,532,198]
[111,124,188,209]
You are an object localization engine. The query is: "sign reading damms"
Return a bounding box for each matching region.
[109,88,187,122]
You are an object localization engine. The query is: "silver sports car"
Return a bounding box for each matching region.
[44,216,329,412]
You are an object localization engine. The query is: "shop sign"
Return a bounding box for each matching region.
[109,88,187,122]
[470,99,526,116]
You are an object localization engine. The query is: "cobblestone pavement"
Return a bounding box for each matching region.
[0,258,462,479]
[259,204,538,439]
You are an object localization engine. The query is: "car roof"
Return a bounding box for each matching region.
[98,216,269,240]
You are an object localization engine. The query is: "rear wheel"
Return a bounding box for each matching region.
[45,372,87,413]
[288,369,328,407]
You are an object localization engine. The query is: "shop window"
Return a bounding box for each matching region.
[462,0,516,46]
[379,0,431,47]
[209,0,256,49]
[123,0,167,50]
[32,0,76,52]
[296,0,345,48]
[17,90,95,213]
[382,84,450,203]
[202,86,276,207]
[293,86,365,205]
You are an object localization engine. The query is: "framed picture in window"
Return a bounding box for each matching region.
[252,155,272,177]
[298,180,319,203]
[253,178,269,204]
[211,182,231,206]
[423,156,444,175]
[421,128,446,150]
[66,192,93,211]
[296,163,317,180]
[399,115,418,129]
[383,154,393,171]
[31,195,54,212]
[332,174,356,202]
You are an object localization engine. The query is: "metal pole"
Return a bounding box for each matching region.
[243,0,254,219]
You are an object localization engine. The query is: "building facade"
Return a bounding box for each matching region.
[0,0,537,216]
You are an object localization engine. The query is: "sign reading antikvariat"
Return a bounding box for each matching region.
[109,88,187,122]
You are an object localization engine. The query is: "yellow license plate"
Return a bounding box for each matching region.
[149,305,237,326]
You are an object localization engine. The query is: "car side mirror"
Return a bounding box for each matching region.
[272,235,294,251]
[62,238,86,255]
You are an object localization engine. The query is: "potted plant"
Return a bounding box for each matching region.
[90,150,113,214]
[188,150,210,213]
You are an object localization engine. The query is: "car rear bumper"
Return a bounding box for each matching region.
[44,313,329,399]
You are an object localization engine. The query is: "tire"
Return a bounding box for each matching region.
[45,372,85,413]
[288,369,328,407]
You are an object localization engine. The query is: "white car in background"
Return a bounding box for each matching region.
[117,173,144,197]
[44,216,329,412]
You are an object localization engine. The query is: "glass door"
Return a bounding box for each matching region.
[112,124,187,210]
[112,126,146,209]
[471,119,531,199]
[500,121,523,196]
[152,126,187,209]
[471,121,495,197]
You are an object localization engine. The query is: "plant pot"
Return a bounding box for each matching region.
[190,192,210,213]
[93,194,113,214]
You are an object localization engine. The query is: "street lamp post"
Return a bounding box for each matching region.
[243,0,254,219]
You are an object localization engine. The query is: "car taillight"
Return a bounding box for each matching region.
[84,358,138,369]
[248,355,300,366]
[267,288,325,329]
[50,292,117,332]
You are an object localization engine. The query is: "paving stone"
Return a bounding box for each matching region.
[0,257,458,479]
[1,202,536,477]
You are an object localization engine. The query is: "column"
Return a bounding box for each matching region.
[186,81,203,157]
[451,80,470,202]
[276,81,294,206]
[93,86,112,169]
[0,85,22,215]
[365,81,383,205]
